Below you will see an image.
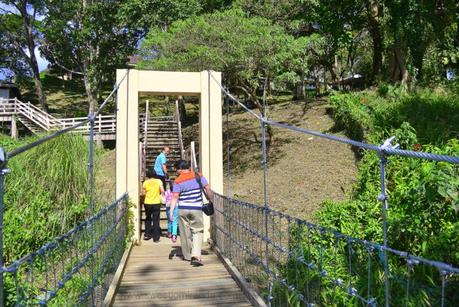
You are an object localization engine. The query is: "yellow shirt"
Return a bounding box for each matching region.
[143,178,163,204]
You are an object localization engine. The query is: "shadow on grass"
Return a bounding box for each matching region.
[376,95,459,144]
[223,118,293,176]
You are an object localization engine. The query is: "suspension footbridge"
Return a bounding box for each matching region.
[0,70,458,306]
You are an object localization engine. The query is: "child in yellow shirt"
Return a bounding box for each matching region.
[142,169,164,242]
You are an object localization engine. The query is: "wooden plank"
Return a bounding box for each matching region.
[114,297,250,307]
[116,278,237,294]
[103,241,134,307]
[115,288,245,301]
[213,244,267,307]
[112,241,253,307]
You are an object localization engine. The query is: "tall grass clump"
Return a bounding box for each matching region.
[1,133,90,263]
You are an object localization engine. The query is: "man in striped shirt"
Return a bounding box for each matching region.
[170,160,213,266]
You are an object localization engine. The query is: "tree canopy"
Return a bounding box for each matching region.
[1,0,459,109]
[140,8,311,111]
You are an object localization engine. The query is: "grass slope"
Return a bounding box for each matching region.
[184,98,358,220]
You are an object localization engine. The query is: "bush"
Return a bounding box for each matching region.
[329,89,459,145]
[311,90,459,304]
[1,134,93,263]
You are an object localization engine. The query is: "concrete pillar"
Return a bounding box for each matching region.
[116,69,222,243]
[11,116,17,140]
[116,69,141,242]
[200,71,223,241]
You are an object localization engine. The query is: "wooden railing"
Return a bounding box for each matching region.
[15,99,63,130]
[60,114,117,134]
[1,99,116,134]
[0,100,16,114]
[1,98,176,136]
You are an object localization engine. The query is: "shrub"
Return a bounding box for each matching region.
[1,134,92,262]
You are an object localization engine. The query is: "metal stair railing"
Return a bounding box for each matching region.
[141,100,150,181]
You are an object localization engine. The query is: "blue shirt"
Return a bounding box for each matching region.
[154,152,167,176]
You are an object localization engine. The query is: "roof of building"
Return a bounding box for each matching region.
[0,81,19,89]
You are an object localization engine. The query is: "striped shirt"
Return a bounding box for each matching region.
[173,171,208,210]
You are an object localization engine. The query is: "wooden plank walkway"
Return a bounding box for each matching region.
[112,238,253,307]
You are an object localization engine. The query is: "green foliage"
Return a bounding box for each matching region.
[311,90,459,304]
[140,8,308,111]
[1,134,91,263]
[329,89,459,145]
[41,0,139,111]
[119,0,203,37]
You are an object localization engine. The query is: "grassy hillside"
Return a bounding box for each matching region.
[183,98,358,220]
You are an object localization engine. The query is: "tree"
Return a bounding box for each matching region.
[365,0,384,82]
[118,0,203,39]
[0,1,47,110]
[140,8,298,115]
[41,0,138,113]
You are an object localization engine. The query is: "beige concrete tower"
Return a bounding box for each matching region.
[115,69,223,242]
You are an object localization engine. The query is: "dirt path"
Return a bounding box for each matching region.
[218,100,358,221]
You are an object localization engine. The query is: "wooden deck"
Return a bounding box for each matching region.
[112,238,253,307]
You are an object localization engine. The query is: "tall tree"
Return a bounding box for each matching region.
[365,0,384,82]
[140,8,297,115]
[0,0,47,110]
[118,0,203,39]
[41,0,138,113]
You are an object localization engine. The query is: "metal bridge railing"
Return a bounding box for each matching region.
[208,70,459,307]
[0,70,130,306]
[212,194,459,306]
[3,194,129,305]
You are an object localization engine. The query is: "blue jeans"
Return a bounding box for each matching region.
[166,206,178,236]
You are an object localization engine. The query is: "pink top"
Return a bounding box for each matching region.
[165,190,173,206]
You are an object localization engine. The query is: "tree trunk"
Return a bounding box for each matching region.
[391,44,409,85]
[31,66,47,111]
[178,96,186,121]
[83,69,98,113]
[20,3,47,111]
[367,1,383,83]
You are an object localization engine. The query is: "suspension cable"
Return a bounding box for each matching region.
[209,71,262,121]
[208,71,459,164]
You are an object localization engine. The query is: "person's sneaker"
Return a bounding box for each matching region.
[191,257,203,266]
[171,235,177,243]
[153,239,160,243]
[143,236,151,241]
[167,232,172,238]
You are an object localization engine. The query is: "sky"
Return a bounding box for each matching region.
[0,2,49,80]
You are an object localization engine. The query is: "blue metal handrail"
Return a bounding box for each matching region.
[0,70,130,306]
[212,193,459,306]
[1,194,129,305]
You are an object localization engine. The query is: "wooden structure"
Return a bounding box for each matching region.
[109,240,253,307]
[0,82,20,101]
[0,98,154,141]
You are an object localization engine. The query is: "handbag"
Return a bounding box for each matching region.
[193,170,214,216]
